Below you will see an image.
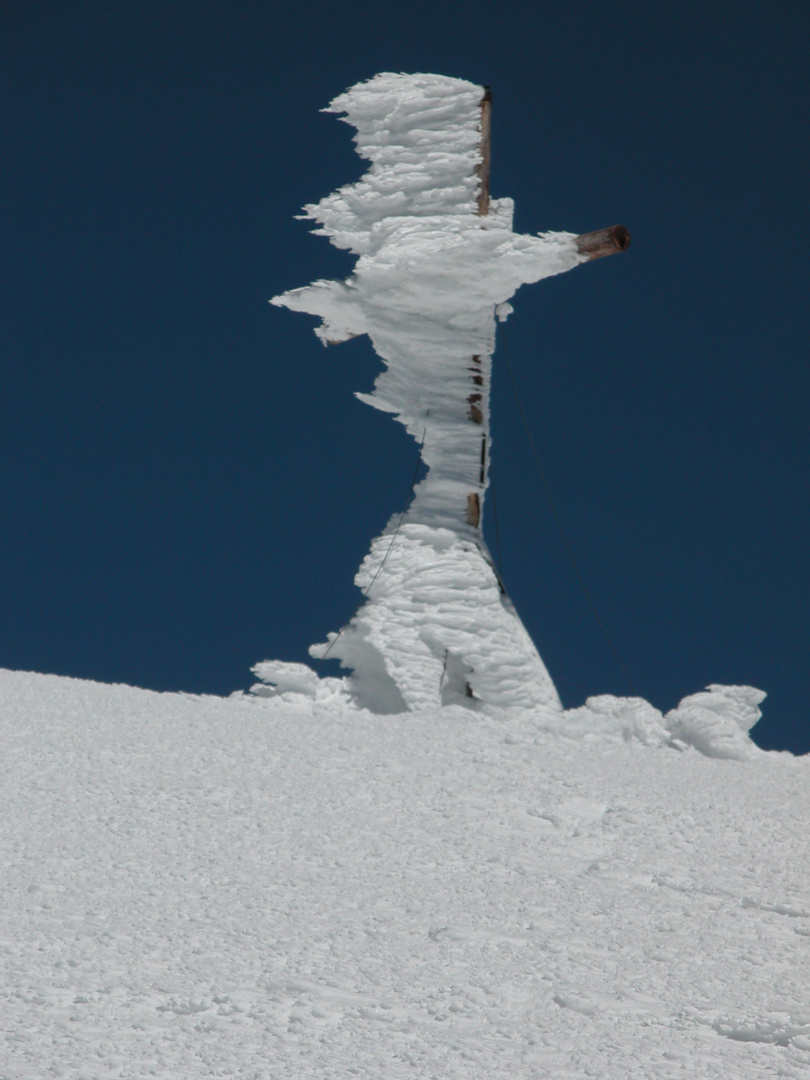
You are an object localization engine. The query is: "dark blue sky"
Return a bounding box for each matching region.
[2,2,808,752]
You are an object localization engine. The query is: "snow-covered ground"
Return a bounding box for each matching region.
[2,667,808,1078]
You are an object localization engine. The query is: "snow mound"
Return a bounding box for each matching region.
[563,694,672,746]
[248,661,768,761]
[665,684,767,759]
[560,685,766,759]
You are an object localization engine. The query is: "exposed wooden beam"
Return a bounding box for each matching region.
[575,224,630,260]
[470,91,492,530]
[476,88,492,217]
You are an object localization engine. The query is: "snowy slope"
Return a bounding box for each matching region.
[2,668,809,1078]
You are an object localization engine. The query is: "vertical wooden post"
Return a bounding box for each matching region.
[467,88,492,528]
[476,88,492,217]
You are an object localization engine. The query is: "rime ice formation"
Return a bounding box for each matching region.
[264,73,765,735]
[271,72,588,712]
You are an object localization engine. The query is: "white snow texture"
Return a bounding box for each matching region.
[1,668,807,1080]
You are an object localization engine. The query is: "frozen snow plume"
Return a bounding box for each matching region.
[249,660,349,707]
[250,661,321,698]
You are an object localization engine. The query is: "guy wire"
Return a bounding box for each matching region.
[361,426,427,599]
[316,425,427,665]
[498,331,639,697]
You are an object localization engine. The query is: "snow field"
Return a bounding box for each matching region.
[2,668,808,1078]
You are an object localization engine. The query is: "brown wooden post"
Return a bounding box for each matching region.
[468,90,493,527]
[575,224,630,260]
[476,88,492,217]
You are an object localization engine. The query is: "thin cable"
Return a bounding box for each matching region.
[361,426,427,598]
[499,334,640,697]
[316,427,427,665]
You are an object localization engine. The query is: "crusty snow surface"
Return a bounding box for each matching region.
[2,668,809,1078]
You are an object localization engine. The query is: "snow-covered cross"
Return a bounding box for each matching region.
[269,73,628,713]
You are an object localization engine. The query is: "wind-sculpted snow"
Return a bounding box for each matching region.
[271,73,583,711]
[269,72,767,736]
[309,526,562,713]
[1,668,807,1078]
[665,684,767,759]
[252,657,766,762]
[564,684,768,760]
[300,72,486,255]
